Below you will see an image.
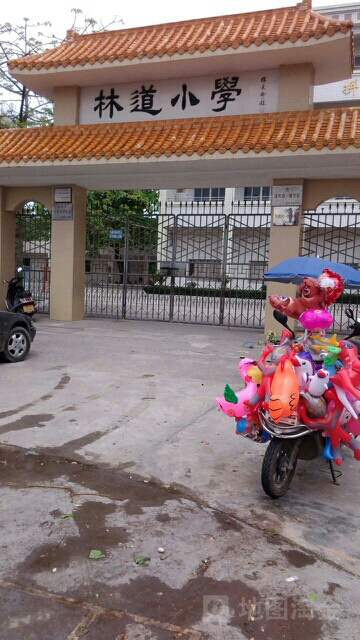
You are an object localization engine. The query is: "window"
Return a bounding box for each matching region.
[188,259,221,278]
[344,13,352,20]
[244,186,271,201]
[194,188,225,201]
[249,261,267,280]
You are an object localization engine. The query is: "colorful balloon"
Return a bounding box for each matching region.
[299,308,334,331]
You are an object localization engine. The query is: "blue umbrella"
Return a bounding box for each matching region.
[263,256,360,288]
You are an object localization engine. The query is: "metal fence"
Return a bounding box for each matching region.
[15,197,360,331]
[302,200,360,332]
[84,200,271,326]
[15,204,51,313]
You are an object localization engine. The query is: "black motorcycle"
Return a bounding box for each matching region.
[4,267,36,317]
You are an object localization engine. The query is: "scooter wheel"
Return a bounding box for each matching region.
[261,437,300,499]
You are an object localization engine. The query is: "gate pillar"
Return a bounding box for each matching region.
[0,187,16,311]
[265,180,304,336]
[50,185,86,321]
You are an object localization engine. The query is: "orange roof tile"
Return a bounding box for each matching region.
[0,108,359,164]
[8,2,353,72]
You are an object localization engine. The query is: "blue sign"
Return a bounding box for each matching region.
[109,229,124,240]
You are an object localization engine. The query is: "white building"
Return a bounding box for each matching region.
[157,2,360,294]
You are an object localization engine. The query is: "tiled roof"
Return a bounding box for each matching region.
[0,108,359,164]
[8,2,353,72]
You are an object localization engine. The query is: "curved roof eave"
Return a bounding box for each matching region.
[8,2,354,99]
[0,107,359,188]
[0,146,359,190]
[9,32,353,101]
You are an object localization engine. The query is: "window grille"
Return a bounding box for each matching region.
[244,186,271,201]
[249,261,267,280]
[189,259,221,278]
[194,188,225,201]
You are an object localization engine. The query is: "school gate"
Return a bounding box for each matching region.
[2,3,360,336]
[16,198,360,331]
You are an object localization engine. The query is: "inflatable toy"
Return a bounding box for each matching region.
[216,267,360,498]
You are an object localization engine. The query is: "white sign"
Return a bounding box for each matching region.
[314,75,359,104]
[272,185,303,207]
[53,187,72,203]
[79,69,279,124]
[273,206,300,226]
[52,204,74,220]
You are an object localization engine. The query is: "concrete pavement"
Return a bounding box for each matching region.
[1,316,360,639]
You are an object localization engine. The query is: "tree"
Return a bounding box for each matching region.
[86,190,160,263]
[0,11,123,128]
[16,190,160,259]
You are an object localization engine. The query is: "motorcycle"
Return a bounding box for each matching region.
[216,306,360,499]
[4,267,36,317]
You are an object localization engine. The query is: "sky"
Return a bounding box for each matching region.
[1,0,350,38]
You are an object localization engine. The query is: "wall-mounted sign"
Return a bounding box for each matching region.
[109,229,124,240]
[52,203,73,220]
[273,206,300,226]
[272,185,303,207]
[79,69,279,124]
[314,75,359,104]
[53,187,72,203]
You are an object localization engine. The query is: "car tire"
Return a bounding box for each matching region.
[3,326,31,362]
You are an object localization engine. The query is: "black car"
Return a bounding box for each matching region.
[0,310,36,362]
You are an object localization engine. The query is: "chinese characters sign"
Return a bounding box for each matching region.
[343,78,358,97]
[80,69,279,124]
[272,185,302,226]
[314,74,359,104]
[273,206,300,226]
[272,185,303,207]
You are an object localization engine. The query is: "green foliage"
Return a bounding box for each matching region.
[86,190,160,259]
[148,271,167,285]
[89,549,105,559]
[18,202,52,241]
[143,284,266,298]
[17,191,160,255]
[87,189,159,214]
[336,291,360,304]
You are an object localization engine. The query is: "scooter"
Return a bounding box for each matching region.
[216,308,360,499]
[4,267,36,317]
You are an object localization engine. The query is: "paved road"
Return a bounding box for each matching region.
[0,316,359,639]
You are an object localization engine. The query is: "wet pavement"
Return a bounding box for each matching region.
[1,316,360,639]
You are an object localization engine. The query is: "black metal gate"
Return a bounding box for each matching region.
[302,199,360,330]
[85,201,271,326]
[15,203,51,313]
[14,197,360,329]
